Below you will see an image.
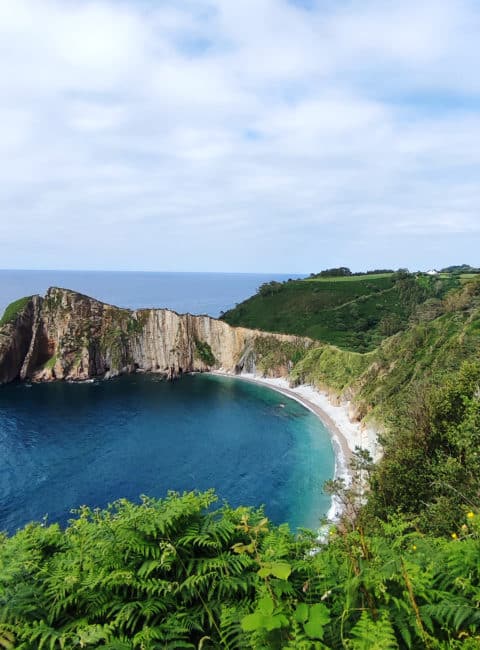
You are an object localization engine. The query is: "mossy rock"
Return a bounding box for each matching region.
[0,296,32,327]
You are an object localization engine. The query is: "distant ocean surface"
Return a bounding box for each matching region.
[0,269,303,318]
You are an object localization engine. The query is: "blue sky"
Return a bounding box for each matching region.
[0,0,479,273]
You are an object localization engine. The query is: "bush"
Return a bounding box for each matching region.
[257,281,284,297]
[195,339,216,366]
[314,267,352,278]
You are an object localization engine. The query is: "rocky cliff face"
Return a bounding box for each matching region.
[0,287,315,384]
[0,297,39,384]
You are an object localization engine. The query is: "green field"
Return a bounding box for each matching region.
[222,272,461,351]
[304,272,394,282]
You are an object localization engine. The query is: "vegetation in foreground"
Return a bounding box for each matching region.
[1,489,480,649]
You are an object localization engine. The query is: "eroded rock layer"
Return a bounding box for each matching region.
[0,287,314,384]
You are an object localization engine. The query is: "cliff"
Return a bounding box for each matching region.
[0,296,39,384]
[0,287,315,384]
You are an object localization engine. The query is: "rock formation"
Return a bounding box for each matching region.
[0,287,315,384]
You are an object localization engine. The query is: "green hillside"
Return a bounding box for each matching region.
[222,271,461,351]
[238,276,480,537]
[288,277,480,534]
[289,276,480,422]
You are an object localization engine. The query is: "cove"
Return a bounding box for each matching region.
[0,373,335,534]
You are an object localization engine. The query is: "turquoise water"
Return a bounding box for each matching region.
[0,374,334,534]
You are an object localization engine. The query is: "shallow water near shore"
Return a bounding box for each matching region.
[0,373,334,534]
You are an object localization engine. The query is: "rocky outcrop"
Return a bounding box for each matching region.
[0,287,315,384]
[0,296,39,384]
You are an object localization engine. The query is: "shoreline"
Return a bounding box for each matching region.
[210,370,381,522]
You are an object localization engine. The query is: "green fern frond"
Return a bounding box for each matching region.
[348,611,399,649]
[0,627,15,650]
[422,598,480,632]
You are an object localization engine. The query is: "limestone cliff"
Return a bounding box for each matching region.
[0,287,316,384]
[0,297,39,384]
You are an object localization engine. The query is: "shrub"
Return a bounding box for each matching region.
[195,339,216,366]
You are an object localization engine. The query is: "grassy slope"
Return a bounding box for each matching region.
[222,273,460,351]
[231,274,480,431]
[290,278,480,425]
[0,296,32,327]
[290,344,374,393]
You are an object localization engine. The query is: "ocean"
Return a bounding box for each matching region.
[0,269,302,318]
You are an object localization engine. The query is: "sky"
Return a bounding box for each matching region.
[0,0,479,274]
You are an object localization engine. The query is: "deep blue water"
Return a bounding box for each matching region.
[0,374,334,534]
[0,269,302,318]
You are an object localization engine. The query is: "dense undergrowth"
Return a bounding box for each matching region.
[2,276,480,647]
[1,490,480,649]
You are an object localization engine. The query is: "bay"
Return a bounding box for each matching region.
[0,373,334,533]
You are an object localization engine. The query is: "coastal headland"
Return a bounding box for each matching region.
[0,287,315,384]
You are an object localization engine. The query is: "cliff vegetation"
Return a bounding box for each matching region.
[221,270,466,352]
[0,296,32,327]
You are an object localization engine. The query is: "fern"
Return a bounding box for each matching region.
[2,491,480,649]
[348,611,398,649]
[0,627,15,650]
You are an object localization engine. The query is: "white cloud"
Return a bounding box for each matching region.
[0,0,479,272]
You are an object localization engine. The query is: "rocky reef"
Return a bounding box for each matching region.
[0,288,315,384]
